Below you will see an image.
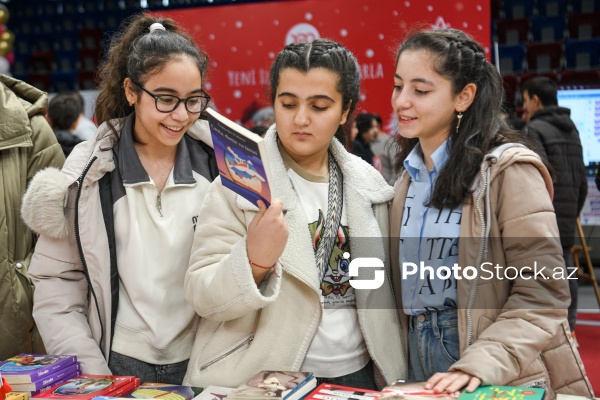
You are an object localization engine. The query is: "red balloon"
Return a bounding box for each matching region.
[6,51,14,64]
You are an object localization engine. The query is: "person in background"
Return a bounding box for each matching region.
[351,112,377,165]
[370,112,399,186]
[67,91,98,141]
[241,98,275,131]
[0,74,65,360]
[21,14,217,383]
[521,76,588,342]
[46,93,83,156]
[500,101,526,132]
[389,28,592,398]
[345,116,359,152]
[183,38,404,389]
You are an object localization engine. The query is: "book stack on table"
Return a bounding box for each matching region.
[0,354,80,396]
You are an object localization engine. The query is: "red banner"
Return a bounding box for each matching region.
[161,0,490,132]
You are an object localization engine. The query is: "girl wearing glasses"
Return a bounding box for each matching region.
[21,14,217,383]
[183,39,404,389]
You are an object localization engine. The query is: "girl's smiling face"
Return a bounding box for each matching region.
[391,49,462,150]
[125,55,203,150]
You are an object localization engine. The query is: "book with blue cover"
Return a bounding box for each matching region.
[8,364,81,393]
[0,355,77,385]
[205,107,273,207]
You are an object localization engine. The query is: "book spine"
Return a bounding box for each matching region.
[28,356,78,383]
[10,364,80,392]
[108,379,140,398]
[30,364,81,391]
[30,371,79,396]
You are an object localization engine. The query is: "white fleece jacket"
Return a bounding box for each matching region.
[183,126,407,388]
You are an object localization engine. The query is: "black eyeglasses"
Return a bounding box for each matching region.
[132,81,210,114]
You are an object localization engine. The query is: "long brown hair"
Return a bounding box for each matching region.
[95,13,208,137]
[393,29,535,209]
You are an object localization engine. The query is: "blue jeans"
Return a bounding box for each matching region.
[315,360,377,390]
[407,309,459,381]
[108,351,188,385]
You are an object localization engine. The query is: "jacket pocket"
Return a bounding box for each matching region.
[200,334,254,372]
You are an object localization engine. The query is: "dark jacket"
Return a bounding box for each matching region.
[54,128,83,157]
[0,74,65,359]
[526,106,587,247]
[351,139,374,165]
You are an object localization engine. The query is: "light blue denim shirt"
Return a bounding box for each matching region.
[399,140,462,315]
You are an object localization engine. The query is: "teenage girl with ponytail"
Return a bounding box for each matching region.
[22,14,217,383]
[388,28,593,399]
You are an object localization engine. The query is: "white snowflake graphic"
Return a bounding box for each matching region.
[431,16,450,30]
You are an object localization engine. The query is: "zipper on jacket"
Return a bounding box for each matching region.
[200,334,254,371]
[74,156,106,357]
[156,192,163,217]
[466,162,490,348]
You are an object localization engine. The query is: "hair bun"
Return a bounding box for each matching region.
[149,22,166,32]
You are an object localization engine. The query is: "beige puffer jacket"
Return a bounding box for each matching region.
[389,144,594,400]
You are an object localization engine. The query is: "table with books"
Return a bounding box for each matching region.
[1,354,557,400]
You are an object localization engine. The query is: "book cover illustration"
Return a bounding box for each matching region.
[0,356,77,384]
[458,386,545,400]
[228,371,314,399]
[124,383,202,400]
[192,386,233,400]
[378,381,459,400]
[305,383,379,400]
[206,108,272,207]
[10,364,81,392]
[32,375,136,399]
[28,372,80,397]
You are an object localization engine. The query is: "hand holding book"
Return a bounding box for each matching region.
[247,199,287,284]
[205,108,273,208]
